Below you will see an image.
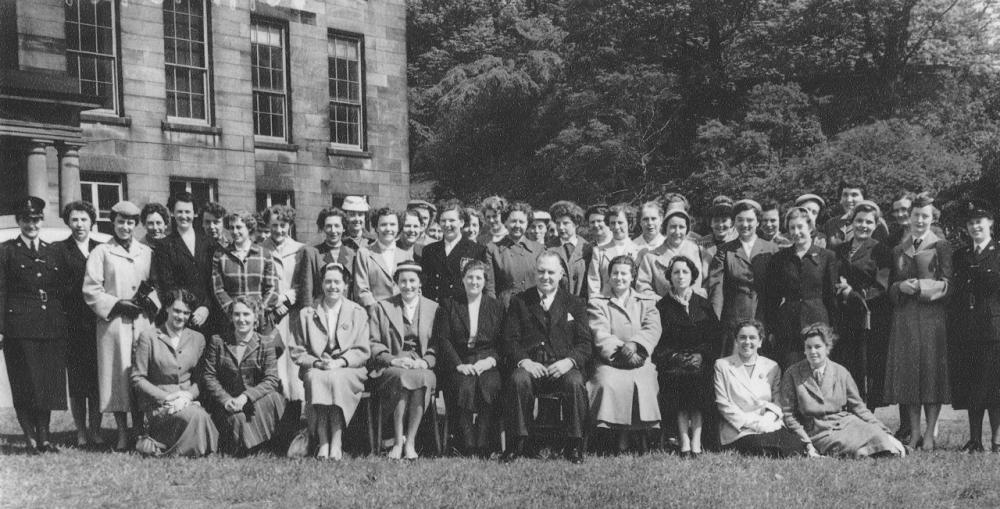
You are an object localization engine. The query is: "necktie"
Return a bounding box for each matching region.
[541,296,550,311]
[912,238,922,251]
[29,240,37,255]
[813,369,823,385]
[564,242,575,259]
[976,245,983,256]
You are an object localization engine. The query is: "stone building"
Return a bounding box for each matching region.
[0,0,409,239]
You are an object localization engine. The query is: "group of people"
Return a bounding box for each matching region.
[2,181,998,463]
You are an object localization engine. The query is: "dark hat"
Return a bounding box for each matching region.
[708,202,734,220]
[407,199,437,214]
[15,196,46,220]
[964,200,995,222]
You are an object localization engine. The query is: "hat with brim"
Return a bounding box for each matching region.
[342,195,371,212]
[665,208,691,227]
[734,199,762,212]
[393,260,422,280]
[532,211,552,222]
[16,196,46,220]
[110,200,141,218]
[964,199,995,222]
[795,193,826,209]
[407,199,437,214]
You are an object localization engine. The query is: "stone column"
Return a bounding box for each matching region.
[58,143,83,208]
[26,139,50,200]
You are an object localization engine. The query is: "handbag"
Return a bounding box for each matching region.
[663,351,703,376]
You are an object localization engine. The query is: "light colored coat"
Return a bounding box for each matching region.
[713,354,783,446]
[586,290,662,426]
[260,237,305,401]
[130,326,205,411]
[586,239,640,298]
[353,242,414,309]
[635,239,704,297]
[290,299,371,370]
[83,239,159,412]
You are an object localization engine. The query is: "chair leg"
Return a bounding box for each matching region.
[375,392,383,456]
[365,396,376,456]
[440,395,449,454]
[430,393,442,456]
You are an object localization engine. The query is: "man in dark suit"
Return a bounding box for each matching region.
[549,200,592,299]
[0,196,70,453]
[421,200,495,302]
[153,192,216,333]
[501,251,593,463]
[294,207,358,308]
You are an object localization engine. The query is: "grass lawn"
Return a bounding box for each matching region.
[2,405,1000,508]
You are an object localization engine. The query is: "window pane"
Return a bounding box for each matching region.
[80,3,95,24]
[66,23,79,50]
[192,97,205,119]
[96,1,113,25]
[97,27,113,54]
[80,25,96,52]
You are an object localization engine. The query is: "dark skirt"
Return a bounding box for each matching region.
[661,367,713,412]
[448,369,501,412]
[950,341,1000,410]
[66,324,99,398]
[4,338,67,411]
[725,428,805,458]
[146,403,219,457]
[213,391,287,454]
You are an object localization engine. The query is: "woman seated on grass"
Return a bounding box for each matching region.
[781,323,906,458]
[714,320,804,457]
[291,263,371,460]
[200,297,287,456]
[131,289,218,456]
[368,261,439,460]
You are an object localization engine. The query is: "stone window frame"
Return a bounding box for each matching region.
[327,29,367,151]
[163,0,214,124]
[65,0,123,115]
[250,17,291,142]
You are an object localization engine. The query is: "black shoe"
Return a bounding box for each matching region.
[501,439,526,463]
[960,440,985,453]
[992,443,1000,453]
[37,442,59,454]
[565,445,585,464]
[893,428,911,443]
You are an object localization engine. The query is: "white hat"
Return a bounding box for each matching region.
[341,195,370,212]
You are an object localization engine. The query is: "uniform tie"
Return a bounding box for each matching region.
[912,238,922,251]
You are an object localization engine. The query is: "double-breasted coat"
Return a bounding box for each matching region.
[707,238,778,347]
[949,239,1000,409]
[587,290,662,427]
[294,242,357,308]
[0,236,70,411]
[763,244,839,360]
[421,238,494,303]
[83,239,159,413]
[883,231,953,405]
[489,236,545,308]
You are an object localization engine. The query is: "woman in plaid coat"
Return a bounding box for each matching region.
[212,211,279,336]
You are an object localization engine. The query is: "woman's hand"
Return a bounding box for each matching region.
[834,277,852,297]
[456,364,476,376]
[391,357,415,369]
[224,394,249,413]
[165,392,192,414]
[191,306,210,327]
[899,279,919,296]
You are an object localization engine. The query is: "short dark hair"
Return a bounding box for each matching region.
[504,202,534,223]
[665,255,700,284]
[734,318,766,340]
[549,200,584,225]
[461,207,482,227]
[585,204,609,221]
[162,288,199,313]
[321,262,352,285]
[662,192,690,212]
[371,207,401,227]
[224,211,257,234]
[850,202,881,222]
[438,199,468,223]
[167,192,197,214]
[837,180,866,198]
[62,200,96,225]
[263,205,296,225]
[202,201,227,219]
[801,322,837,349]
[605,203,635,230]
[140,202,170,225]
[230,295,261,317]
[732,201,761,222]
[760,199,781,214]
[481,196,509,215]
[316,208,346,230]
[912,192,934,209]
[462,259,490,278]
[606,254,638,280]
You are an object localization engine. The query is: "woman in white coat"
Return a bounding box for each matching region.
[83,201,159,451]
[259,205,305,405]
[587,255,662,452]
[714,319,804,457]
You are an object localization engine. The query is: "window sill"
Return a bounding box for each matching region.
[254,140,298,152]
[327,147,372,159]
[161,121,222,135]
[80,112,131,127]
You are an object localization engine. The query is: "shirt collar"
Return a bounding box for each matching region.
[444,236,461,251]
[20,235,36,249]
[563,236,578,247]
[975,238,992,252]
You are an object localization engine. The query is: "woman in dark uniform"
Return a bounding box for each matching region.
[0,196,69,453]
[950,200,1000,452]
[59,201,105,446]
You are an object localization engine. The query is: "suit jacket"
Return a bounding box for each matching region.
[713,354,783,445]
[489,236,545,308]
[130,326,205,412]
[153,230,215,312]
[780,359,887,444]
[433,294,504,369]
[950,239,1000,343]
[57,236,102,338]
[353,243,414,309]
[368,294,438,369]
[0,236,69,339]
[294,242,357,309]
[552,239,593,298]
[501,287,593,369]
[199,331,282,410]
[290,298,371,370]
[763,244,839,342]
[421,238,494,302]
[707,237,778,325]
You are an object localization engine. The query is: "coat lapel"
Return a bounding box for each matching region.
[725,355,755,395]
[417,298,435,353]
[800,363,825,403]
[525,290,549,330]
[367,243,393,279]
[458,299,472,339]
[385,297,407,339]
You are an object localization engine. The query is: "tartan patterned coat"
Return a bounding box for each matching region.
[199,331,282,410]
[211,243,278,331]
